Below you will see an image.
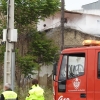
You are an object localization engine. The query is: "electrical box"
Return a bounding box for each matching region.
[3,29,6,41]
[3,29,18,42]
[10,29,17,42]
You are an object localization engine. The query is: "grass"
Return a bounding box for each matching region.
[18,87,53,100]
[0,82,3,93]
[16,86,53,100]
[44,88,53,100]
[0,83,53,100]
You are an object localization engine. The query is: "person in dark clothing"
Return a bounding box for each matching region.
[0,83,18,100]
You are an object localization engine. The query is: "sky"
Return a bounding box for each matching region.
[65,0,98,10]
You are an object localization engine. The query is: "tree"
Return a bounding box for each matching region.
[15,52,39,89]
[14,29,58,92]
[0,0,60,89]
[0,45,5,81]
[1,0,60,25]
[29,30,58,65]
[0,0,60,64]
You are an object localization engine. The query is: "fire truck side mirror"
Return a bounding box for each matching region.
[52,52,60,81]
[52,62,57,81]
[53,62,57,76]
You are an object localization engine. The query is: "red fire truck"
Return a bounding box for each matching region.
[52,40,100,100]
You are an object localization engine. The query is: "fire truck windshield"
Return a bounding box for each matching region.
[58,53,85,92]
[59,53,85,81]
[68,55,85,79]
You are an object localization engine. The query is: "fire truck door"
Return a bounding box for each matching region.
[57,52,87,100]
[95,50,100,100]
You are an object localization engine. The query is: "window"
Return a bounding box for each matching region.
[58,53,85,92]
[97,20,100,23]
[68,53,85,79]
[58,55,67,92]
[59,55,67,80]
[98,52,100,78]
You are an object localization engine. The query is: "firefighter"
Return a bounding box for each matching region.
[0,83,18,100]
[26,79,44,100]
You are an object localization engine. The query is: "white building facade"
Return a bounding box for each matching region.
[37,10,100,35]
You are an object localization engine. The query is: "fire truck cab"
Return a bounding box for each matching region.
[52,40,100,100]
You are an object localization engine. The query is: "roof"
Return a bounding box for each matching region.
[64,10,100,17]
[62,45,100,53]
[82,0,100,10]
[64,10,82,15]
[82,1,98,7]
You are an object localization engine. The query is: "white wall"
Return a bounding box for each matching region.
[81,10,100,16]
[37,11,100,35]
[37,18,53,31]
[31,65,53,78]
[31,65,53,87]
[64,13,86,32]
[39,65,53,77]
[65,12,100,34]
[84,15,100,34]
[37,12,61,31]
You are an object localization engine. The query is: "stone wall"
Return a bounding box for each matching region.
[46,27,100,48]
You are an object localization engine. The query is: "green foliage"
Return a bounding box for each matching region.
[0,45,5,64]
[0,0,59,83]
[1,0,60,25]
[0,7,6,38]
[29,31,58,65]
[14,29,58,77]
[16,51,39,76]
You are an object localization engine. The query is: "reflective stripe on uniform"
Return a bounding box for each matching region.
[2,91,17,100]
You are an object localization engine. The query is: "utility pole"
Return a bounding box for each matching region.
[61,0,65,50]
[3,0,17,90]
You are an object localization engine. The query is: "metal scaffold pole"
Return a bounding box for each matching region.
[3,0,17,90]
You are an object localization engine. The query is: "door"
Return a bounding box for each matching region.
[95,50,100,100]
[57,51,87,100]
